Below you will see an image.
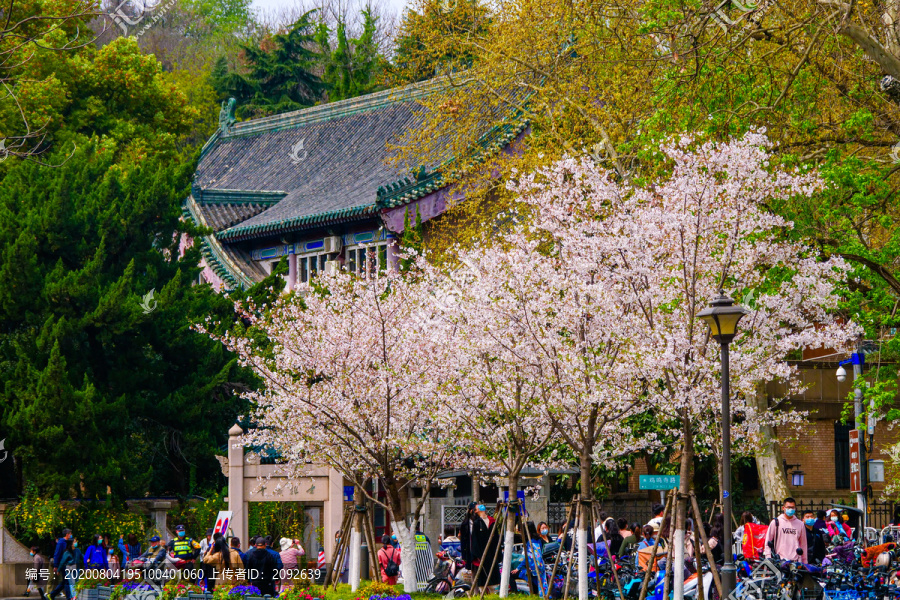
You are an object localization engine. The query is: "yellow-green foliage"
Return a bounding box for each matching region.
[7,485,149,548]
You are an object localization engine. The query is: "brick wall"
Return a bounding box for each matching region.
[780,418,900,500]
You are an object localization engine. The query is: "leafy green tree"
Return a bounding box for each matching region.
[0,37,253,498]
[315,8,382,101]
[213,11,326,119]
[387,0,489,85]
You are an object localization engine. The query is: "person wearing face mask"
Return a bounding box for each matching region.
[167,525,200,562]
[470,503,500,589]
[107,547,121,581]
[763,497,807,562]
[42,538,76,600]
[71,538,84,572]
[536,522,551,546]
[333,531,349,583]
[26,546,45,597]
[136,536,167,569]
[458,502,477,570]
[825,509,852,542]
[803,511,826,564]
[84,534,109,571]
[46,529,73,600]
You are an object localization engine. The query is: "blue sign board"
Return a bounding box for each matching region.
[639,475,680,490]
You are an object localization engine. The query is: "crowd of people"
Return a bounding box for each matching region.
[432,497,900,596]
[24,498,900,600]
[27,526,307,600]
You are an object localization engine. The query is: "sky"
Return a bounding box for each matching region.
[250,0,409,22]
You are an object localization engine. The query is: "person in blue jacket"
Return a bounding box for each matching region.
[45,529,72,600]
[265,536,285,572]
[119,534,142,567]
[84,535,109,571]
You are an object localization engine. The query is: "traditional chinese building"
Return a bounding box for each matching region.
[183,79,527,291]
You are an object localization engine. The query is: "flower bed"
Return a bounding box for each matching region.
[160,581,202,600]
[277,584,324,600]
[110,581,158,600]
[227,586,261,597]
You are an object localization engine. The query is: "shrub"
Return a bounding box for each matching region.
[356,582,396,598]
[7,484,150,551]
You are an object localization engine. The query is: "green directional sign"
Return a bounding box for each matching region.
[639,475,680,490]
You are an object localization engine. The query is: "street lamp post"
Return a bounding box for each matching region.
[836,343,867,533]
[698,291,748,599]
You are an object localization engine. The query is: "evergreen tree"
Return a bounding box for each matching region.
[214,11,326,119]
[315,9,381,101]
[388,0,489,85]
[0,36,253,497]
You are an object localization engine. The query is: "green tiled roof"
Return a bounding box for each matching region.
[183,195,257,291]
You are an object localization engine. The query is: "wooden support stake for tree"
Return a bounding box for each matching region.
[467,502,502,598]
[361,503,380,581]
[638,488,674,600]
[331,510,354,591]
[325,508,350,587]
[327,508,353,589]
[479,502,508,600]
[692,514,705,600]
[561,497,581,600]
[546,500,576,589]
[594,501,624,600]
[689,492,724,599]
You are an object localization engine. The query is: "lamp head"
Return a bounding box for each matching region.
[698,290,749,343]
[836,365,847,382]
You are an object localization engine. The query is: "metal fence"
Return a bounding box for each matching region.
[441,503,497,534]
[541,498,900,537]
[547,500,655,532]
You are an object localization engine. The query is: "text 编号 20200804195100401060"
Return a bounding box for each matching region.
[19,567,324,584]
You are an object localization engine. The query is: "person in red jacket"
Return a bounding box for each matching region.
[825,509,852,543]
[377,535,401,585]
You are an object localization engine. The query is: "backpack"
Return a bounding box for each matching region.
[383,548,400,577]
[742,523,768,561]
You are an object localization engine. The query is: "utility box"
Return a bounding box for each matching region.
[869,459,885,483]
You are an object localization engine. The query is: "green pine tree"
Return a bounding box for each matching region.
[216,11,327,119]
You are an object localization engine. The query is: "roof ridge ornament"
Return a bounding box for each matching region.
[219,98,237,134]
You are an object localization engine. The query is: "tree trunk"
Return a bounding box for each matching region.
[673,413,693,600]
[392,519,418,593]
[752,384,790,503]
[349,487,364,591]
[578,450,591,600]
[499,472,519,598]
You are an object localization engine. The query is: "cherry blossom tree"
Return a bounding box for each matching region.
[426,233,653,598]
[509,131,860,596]
[204,266,457,593]
[431,245,564,597]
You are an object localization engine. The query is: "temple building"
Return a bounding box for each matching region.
[183,79,527,290]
